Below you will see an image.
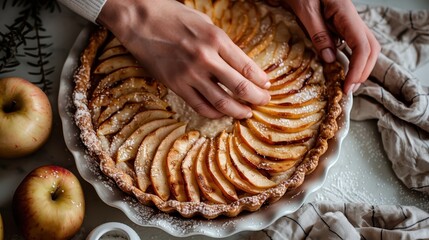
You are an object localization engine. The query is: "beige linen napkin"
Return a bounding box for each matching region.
[257,202,429,240]
[352,5,429,193]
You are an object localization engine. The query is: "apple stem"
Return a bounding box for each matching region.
[3,100,18,113]
[51,187,61,201]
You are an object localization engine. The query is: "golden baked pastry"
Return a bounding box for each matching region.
[73,0,344,219]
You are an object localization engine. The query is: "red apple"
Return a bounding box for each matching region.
[0,77,52,158]
[13,165,85,240]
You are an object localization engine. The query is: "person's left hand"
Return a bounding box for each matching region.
[268,0,381,94]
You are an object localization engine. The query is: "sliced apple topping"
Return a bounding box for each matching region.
[110,110,174,154]
[246,118,318,145]
[207,136,238,201]
[116,118,177,163]
[195,139,227,204]
[270,51,313,89]
[253,100,327,119]
[251,110,323,132]
[269,68,314,98]
[268,84,324,106]
[94,54,140,75]
[233,135,300,173]
[92,67,149,97]
[98,45,128,60]
[134,122,185,192]
[151,124,187,201]
[212,0,229,27]
[103,37,121,50]
[235,122,307,160]
[194,0,214,19]
[97,92,169,125]
[242,13,273,54]
[166,131,200,202]
[236,2,260,48]
[182,137,206,202]
[227,134,277,189]
[216,132,265,194]
[97,103,143,136]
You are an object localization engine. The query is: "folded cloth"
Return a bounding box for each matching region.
[350,6,429,193]
[253,202,429,240]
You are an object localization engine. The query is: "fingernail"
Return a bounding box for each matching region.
[263,81,271,89]
[321,48,336,63]
[246,111,253,119]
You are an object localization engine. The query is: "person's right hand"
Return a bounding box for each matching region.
[97,0,271,119]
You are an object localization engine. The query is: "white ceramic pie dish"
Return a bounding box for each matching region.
[58,25,352,238]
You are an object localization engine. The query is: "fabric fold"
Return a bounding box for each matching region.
[350,6,429,194]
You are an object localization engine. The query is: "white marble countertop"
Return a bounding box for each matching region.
[0,1,428,239]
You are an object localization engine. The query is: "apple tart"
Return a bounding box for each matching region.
[73,0,344,219]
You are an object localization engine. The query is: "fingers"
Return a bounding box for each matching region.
[175,79,253,119]
[287,0,380,95]
[330,4,380,94]
[288,0,337,63]
[218,32,271,89]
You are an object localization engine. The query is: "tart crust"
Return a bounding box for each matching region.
[73,1,344,219]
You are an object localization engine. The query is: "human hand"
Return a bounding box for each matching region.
[278,0,380,94]
[97,0,271,119]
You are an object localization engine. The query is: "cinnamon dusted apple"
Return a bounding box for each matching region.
[73,0,344,219]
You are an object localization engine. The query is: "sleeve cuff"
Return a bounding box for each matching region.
[57,0,107,23]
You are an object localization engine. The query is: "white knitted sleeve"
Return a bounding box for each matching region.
[57,0,107,23]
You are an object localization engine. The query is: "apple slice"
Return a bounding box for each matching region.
[92,67,149,97]
[269,68,314,98]
[151,124,187,201]
[116,161,136,179]
[195,139,227,204]
[91,77,168,113]
[253,100,327,119]
[227,134,277,189]
[269,84,324,106]
[97,92,169,125]
[194,0,213,19]
[270,51,313,89]
[108,77,168,99]
[233,135,300,173]
[110,110,174,154]
[94,54,140,75]
[212,0,230,27]
[135,122,185,192]
[216,132,265,193]
[235,122,307,160]
[227,1,250,43]
[246,23,276,58]
[243,13,273,54]
[257,22,291,71]
[267,41,305,80]
[103,37,121,51]
[236,1,261,48]
[116,118,177,162]
[182,137,206,202]
[98,45,128,61]
[167,131,200,202]
[218,2,232,32]
[207,136,238,201]
[246,118,319,145]
[251,110,323,133]
[97,103,142,136]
